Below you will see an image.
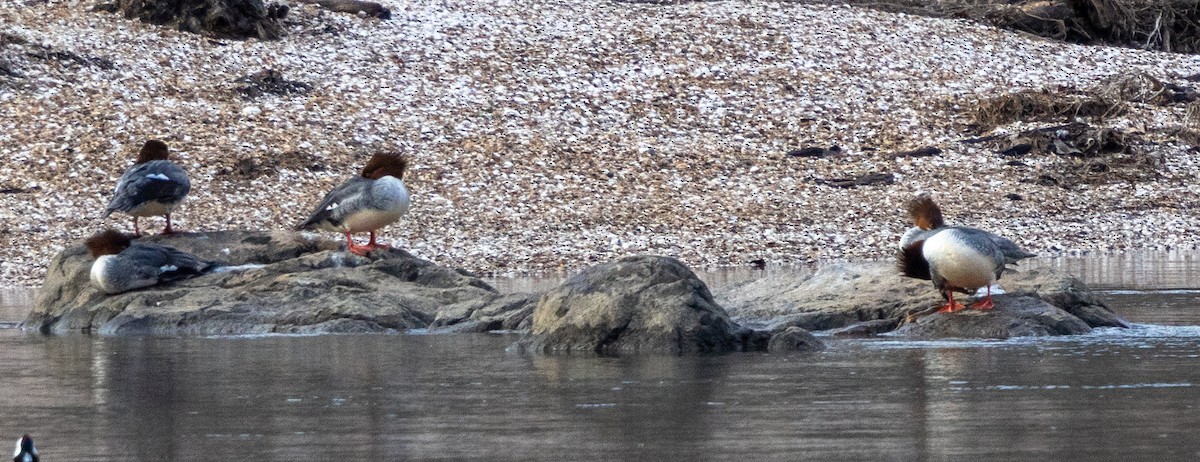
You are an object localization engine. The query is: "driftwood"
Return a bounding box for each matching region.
[785,145,841,158]
[96,0,286,40]
[814,172,895,189]
[789,0,1200,54]
[888,146,941,159]
[295,0,391,19]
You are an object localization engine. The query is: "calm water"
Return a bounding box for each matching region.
[1,254,1200,460]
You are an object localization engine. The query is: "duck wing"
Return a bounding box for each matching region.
[124,242,215,282]
[103,160,191,215]
[296,176,374,231]
[954,226,1035,265]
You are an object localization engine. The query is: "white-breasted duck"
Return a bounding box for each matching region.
[103,139,191,236]
[898,194,1035,313]
[296,152,411,255]
[12,435,37,462]
[85,229,215,294]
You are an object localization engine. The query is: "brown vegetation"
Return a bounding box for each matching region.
[95,0,287,40]
[797,0,1200,54]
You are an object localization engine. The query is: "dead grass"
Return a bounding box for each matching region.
[970,89,1125,131]
[789,0,1200,53]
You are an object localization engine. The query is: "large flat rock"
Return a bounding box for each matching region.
[24,231,535,335]
[715,262,1126,339]
[891,293,1092,339]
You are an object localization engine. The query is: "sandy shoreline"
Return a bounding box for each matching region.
[2,0,1199,288]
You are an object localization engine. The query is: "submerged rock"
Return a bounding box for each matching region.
[716,262,1124,339]
[767,327,824,353]
[513,255,771,354]
[25,231,535,335]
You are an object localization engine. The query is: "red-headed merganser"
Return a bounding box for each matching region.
[296,152,411,255]
[898,194,1035,313]
[103,140,191,236]
[12,435,37,462]
[85,229,215,294]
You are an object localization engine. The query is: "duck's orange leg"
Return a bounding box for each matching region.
[970,286,996,310]
[936,290,967,313]
[345,231,373,255]
[161,212,178,234]
[365,230,391,251]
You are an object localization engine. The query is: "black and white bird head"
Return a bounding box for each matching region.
[13,434,37,462]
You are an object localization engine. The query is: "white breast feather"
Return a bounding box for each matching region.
[922,230,997,289]
[90,255,116,293]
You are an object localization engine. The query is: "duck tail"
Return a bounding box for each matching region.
[897,241,932,280]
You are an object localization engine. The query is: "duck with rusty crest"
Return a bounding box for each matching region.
[296,152,411,256]
[103,139,191,236]
[898,194,1035,313]
[86,229,216,294]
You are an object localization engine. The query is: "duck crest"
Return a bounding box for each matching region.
[135,139,171,164]
[907,194,945,230]
[897,241,932,281]
[361,152,409,180]
[85,229,133,257]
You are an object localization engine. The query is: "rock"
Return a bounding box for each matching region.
[24,231,534,335]
[758,311,861,333]
[892,294,1092,339]
[513,255,752,354]
[767,327,824,352]
[1020,274,1129,328]
[830,318,901,338]
[236,69,311,99]
[716,262,1122,339]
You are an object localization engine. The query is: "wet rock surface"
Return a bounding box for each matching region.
[717,262,1126,339]
[891,293,1092,339]
[25,231,536,335]
[28,236,1118,345]
[767,326,824,352]
[512,255,773,354]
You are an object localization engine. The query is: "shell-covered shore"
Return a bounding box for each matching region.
[1,0,1199,287]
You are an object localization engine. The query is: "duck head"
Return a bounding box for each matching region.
[85,229,133,258]
[360,152,409,180]
[135,139,170,164]
[907,193,945,230]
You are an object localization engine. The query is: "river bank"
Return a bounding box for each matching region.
[2,0,1199,287]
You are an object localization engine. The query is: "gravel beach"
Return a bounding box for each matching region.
[1,0,1199,287]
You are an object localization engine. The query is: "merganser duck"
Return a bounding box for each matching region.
[898,194,1035,313]
[12,435,37,462]
[296,152,411,255]
[85,229,216,294]
[103,140,191,236]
